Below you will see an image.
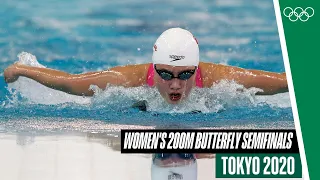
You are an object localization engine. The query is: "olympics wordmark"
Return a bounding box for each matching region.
[283,7,314,22]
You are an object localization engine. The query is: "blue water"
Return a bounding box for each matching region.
[0,0,294,132]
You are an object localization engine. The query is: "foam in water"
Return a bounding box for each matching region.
[5,52,291,113]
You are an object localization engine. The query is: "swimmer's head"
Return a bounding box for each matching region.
[152,28,200,104]
[152,28,199,67]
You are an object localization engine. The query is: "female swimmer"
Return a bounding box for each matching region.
[4,28,288,104]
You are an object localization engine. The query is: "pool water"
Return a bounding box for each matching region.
[0,0,294,133]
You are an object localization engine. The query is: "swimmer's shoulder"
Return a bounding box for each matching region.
[108,63,151,86]
[199,62,231,87]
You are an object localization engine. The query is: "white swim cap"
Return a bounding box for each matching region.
[152,28,199,67]
[151,160,198,180]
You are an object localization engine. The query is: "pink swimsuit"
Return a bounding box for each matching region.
[146,64,203,88]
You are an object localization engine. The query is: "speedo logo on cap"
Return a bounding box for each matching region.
[169,55,185,62]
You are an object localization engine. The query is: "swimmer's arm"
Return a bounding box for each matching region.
[202,63,288,95]
[222,66,288,95]
[4,64,148,96]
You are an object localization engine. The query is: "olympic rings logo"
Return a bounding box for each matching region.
[283,7,314,22]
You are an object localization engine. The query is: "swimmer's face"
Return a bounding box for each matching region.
[154,64,197,104]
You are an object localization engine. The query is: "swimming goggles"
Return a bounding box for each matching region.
[153,153,195,160]
[154,65,197,81]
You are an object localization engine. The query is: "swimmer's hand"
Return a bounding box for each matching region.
[4,63,21,83]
